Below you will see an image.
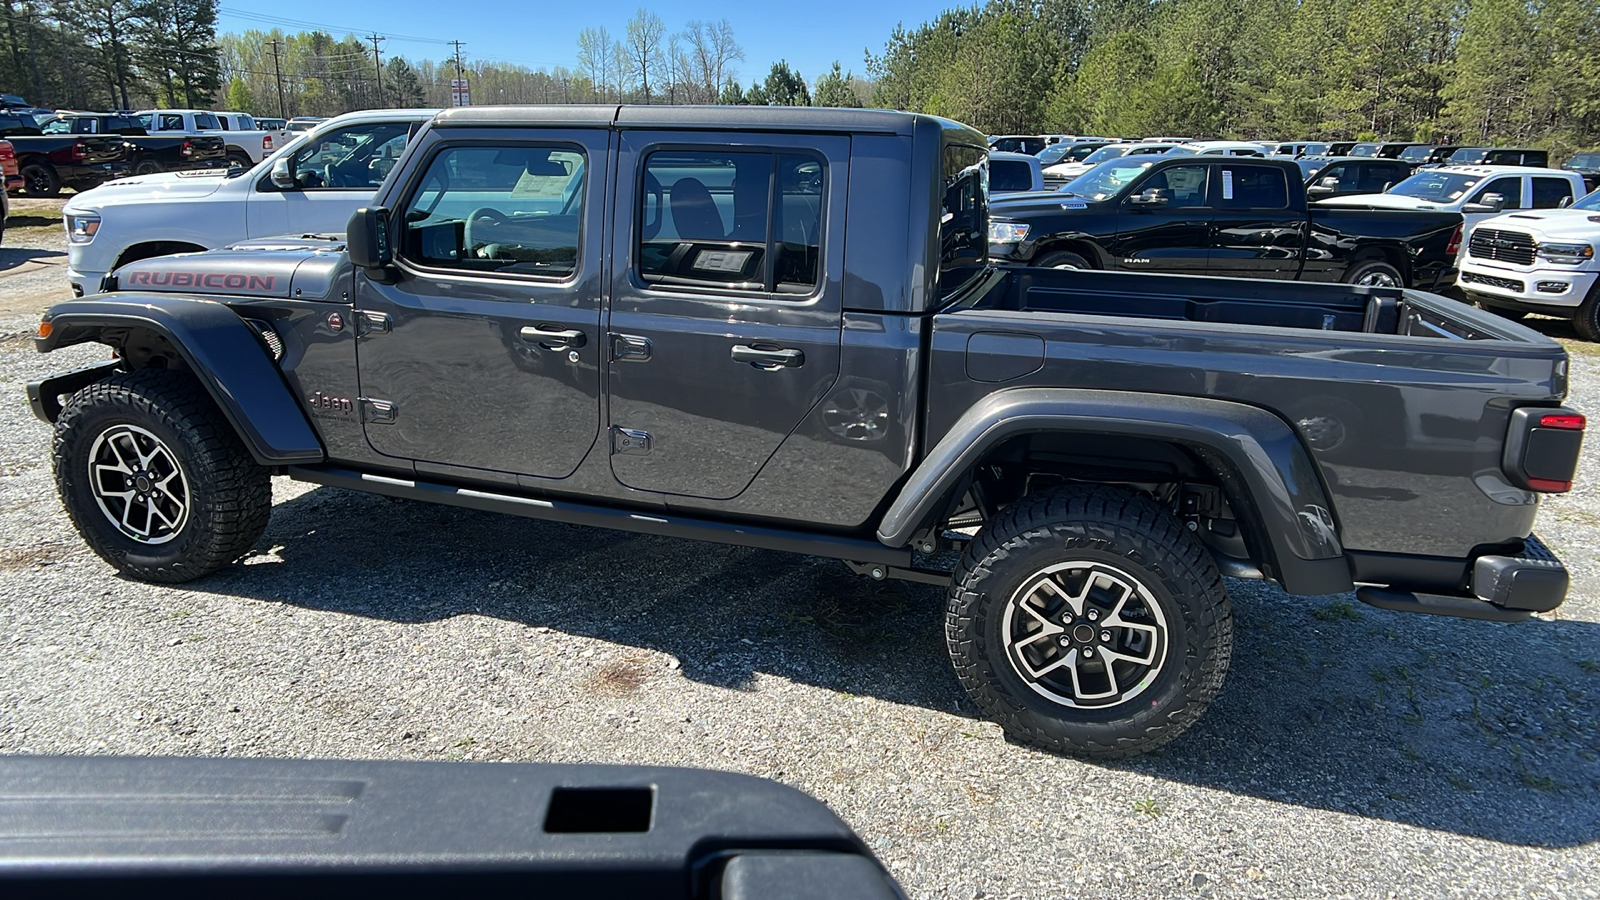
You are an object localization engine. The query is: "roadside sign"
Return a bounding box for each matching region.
[450,78,471,107]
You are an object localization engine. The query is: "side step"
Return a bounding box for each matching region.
[1355,586,1532,623]
[286,465,911,567]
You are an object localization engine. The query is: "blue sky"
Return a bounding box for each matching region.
[215,1,938,88]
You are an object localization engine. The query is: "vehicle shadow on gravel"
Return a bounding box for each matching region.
[209,487,1600,849]
[0,247,66,271]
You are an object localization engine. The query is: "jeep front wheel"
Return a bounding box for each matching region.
[946,485,1232,758]
[53,369,272,583]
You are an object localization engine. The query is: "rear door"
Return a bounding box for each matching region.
[353,129,607,478]
[1109,162,1213,275]
[604,131,847,500]
[1207,163,1305,279]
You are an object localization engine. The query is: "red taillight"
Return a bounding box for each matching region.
[1446,223,1463,256]
[1539,413,1585,431]
[262,135,273,151]
[70,141,87,161]
[1527,477,1573,493]
[181,139,193,156]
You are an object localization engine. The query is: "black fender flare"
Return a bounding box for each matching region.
[877,388,1354,596]
[34,295,325,466]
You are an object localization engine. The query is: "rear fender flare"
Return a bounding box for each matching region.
[36,295,324,466]
[878,388,1353,596]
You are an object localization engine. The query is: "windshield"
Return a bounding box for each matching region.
[1078,145,1133,166]
[1389,171,1484,202]
[1567,152,1600,169]
[1039,143,1103,165]
[1399,146,1434,163]
[1572,189,1600,211]
[1059,157,1156,200]
[1448,148,1489,164]
[1350,143,1380,157]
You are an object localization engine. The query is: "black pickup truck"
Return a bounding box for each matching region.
[41,113,228,177]
[26,106,1584,758]
[990,155,1462,288]
[0,113,128,196]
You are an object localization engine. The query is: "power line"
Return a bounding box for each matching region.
[217,6,453,46]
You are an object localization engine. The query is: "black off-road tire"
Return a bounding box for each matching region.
[946,485,1233,758]
[1574,285,1600,342]
[1344,258,1405,288]
[53,369,272,583]
[1034,250,1091,269]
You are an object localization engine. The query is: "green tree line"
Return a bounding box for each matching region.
[867,0,1600,157]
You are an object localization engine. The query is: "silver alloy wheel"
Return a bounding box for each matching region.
[87,424,191,544]
[1002,561,1169,708]
[1051,261,1081,269]
[1355,268,1400,287]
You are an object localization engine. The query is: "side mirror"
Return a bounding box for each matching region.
[270,157,296,190]
[1128,187,1172,206]
[1476,192,1506,213]
[1559,195,1573,208]
[346,206,392,270]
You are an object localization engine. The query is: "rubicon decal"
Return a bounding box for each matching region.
[124,271,278,291]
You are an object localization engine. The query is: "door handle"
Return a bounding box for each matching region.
[520,325,586,350]
[732,344,804,369]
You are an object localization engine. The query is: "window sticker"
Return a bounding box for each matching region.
[692,249,754,273]
[1222,170,1234,200]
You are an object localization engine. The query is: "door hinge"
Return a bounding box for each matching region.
[612,427,651,455]
[357,310,391,336]
[361,398,398,424]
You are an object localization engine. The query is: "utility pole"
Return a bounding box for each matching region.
[369,33,386,106]
[450,40,467,107]
[268,39,286,118]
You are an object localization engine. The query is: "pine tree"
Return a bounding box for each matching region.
[384,56,424,107]
[811,61,859,107]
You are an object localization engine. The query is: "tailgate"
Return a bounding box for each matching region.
[187,135,226,159]
[77,137,126,164]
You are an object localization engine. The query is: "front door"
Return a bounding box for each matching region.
[353,129,608,479]
[1207,163,1306,279]
[247,119,415,239]
[1110,163,1213,275]
[605,131,847,500]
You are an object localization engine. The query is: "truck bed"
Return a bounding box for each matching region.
[978,266,1537,340]
[936,266,1568,560]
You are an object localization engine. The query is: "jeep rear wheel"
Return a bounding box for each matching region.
[946,485,1232,758]
[53,369,272,583]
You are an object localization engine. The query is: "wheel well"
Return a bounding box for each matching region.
[1032,239,1101,268]
[1350,245,1409,283]
[944,432,1275,577]
[114,241,208,270]
[89,326,189,373]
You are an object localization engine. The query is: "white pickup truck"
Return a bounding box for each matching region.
[1315,166,1589,263]
[1457,188,1600,339]
[64,109,435,297]
[136,109,289,168]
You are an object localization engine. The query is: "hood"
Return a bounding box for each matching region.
[109,235,350,302]
[1314,193,1445,211]
[990,191,1104,215]
[1483,208,1600,241]
[1044,162,1093,177]
[68,168,236,209]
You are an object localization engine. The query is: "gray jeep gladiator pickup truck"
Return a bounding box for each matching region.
[27,106,1586,757]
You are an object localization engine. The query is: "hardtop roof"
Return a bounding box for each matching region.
[431,104,983,142]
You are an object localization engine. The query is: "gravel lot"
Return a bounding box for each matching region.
[2,215,1597,899]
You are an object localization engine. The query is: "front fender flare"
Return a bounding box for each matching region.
[35,295,325,466]
[878,388,1353,597]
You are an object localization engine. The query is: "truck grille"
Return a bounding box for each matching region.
[1468,228,1536,266]
[1461,271,1524,292]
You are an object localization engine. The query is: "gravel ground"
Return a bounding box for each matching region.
[1,219,1597,899]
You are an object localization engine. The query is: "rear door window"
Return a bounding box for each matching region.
[1358,163,1410,192]
[1216,166,1288,208]
[1532,177,1575,209]
[637,150,823,294]
[990,160,1034,192]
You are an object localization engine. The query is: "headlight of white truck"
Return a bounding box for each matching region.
[1536,241,1594,263]
[66,213,101,244]
[988,221,1030,243]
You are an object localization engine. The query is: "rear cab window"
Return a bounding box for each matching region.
[1215,165,1289,208]
[990,160,1033,192]
[1532,177,1575,209]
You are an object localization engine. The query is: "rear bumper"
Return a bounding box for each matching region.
[57,162,130,186]
[1355,534,1568,622]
